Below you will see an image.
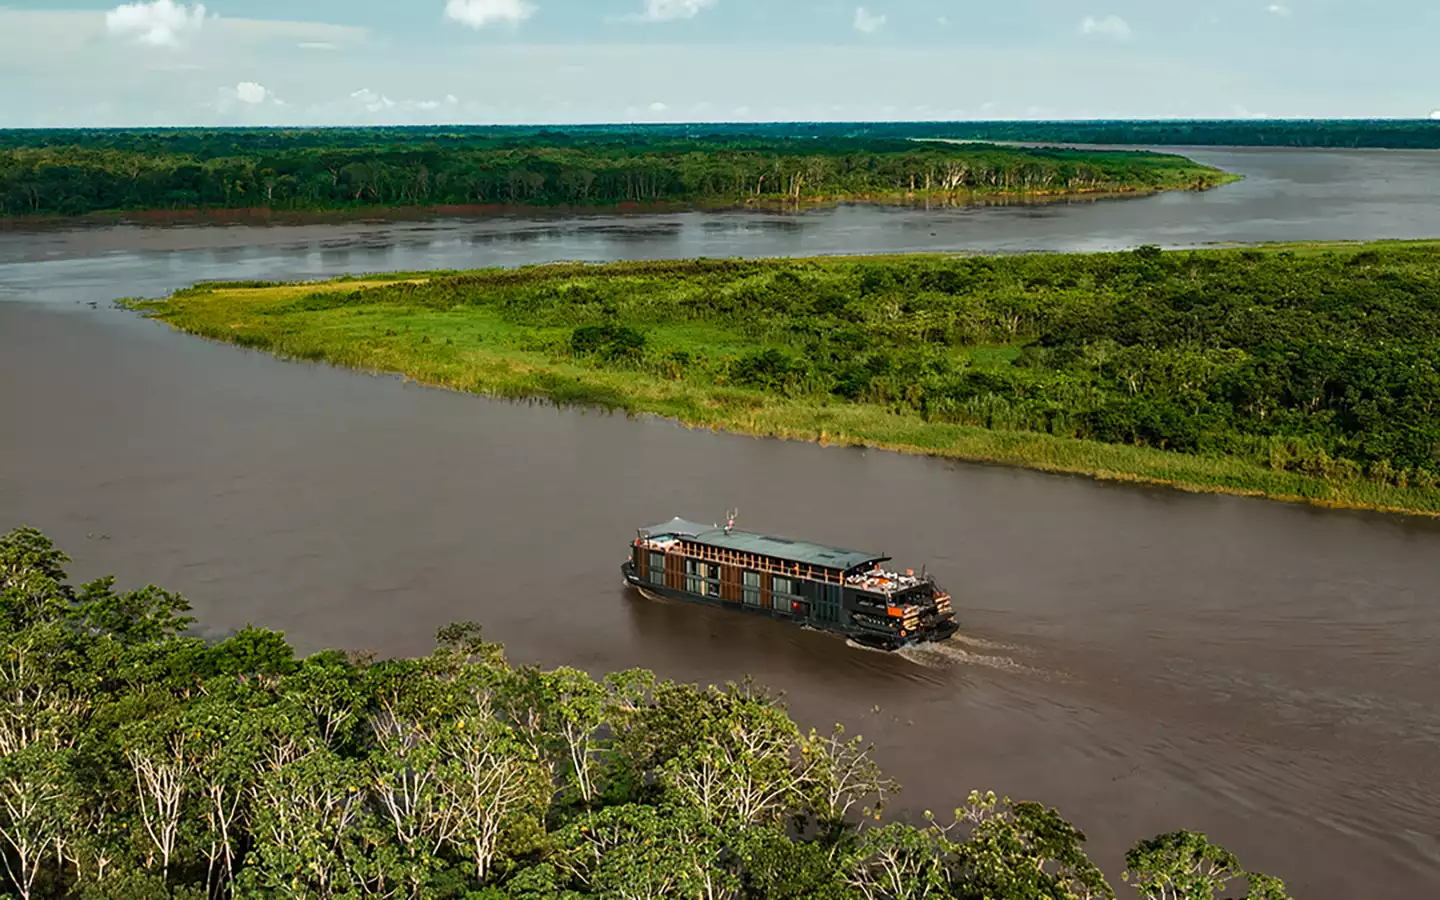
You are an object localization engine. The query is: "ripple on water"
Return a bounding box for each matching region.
[890,633,1039,674]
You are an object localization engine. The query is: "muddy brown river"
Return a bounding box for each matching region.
[3,147,1440,898]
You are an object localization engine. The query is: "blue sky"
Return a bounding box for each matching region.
[1,0,1436,126]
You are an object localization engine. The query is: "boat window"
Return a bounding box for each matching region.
[770,575,803,612]
[741,570,762,606]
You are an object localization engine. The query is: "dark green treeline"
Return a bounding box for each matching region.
[0,130,1227,217]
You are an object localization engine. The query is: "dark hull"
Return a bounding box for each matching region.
[622,562,956,651]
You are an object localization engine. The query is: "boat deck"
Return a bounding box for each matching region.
[845,567,927,596]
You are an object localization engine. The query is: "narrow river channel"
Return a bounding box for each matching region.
[3,146,1440,899]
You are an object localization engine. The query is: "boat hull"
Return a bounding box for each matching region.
[622,562,955,651]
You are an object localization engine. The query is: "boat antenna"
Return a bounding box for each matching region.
[724,508,737,534]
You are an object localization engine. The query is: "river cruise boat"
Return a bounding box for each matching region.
[622,515,957,650]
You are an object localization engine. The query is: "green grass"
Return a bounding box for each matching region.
[128,241,1440,518]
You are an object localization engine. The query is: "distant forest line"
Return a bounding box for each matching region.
[0,131,1230,217]
[3,119,1438,156]
[695,120,1440,150]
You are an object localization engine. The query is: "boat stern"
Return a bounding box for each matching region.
[898,588,958,646]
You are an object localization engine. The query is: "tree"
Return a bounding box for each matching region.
[845,821,953,900]
[0,527,74,631]
[556,803,740,900]
[659,684,806,827]
[434,711,548,884]
[119,717,195,885]
[242,743,372,898]
[732,827,854,900]
[506,665,608,805]
[0,744,77,900]
[799,723,895,834]
[948,794,1113,900]
[187,695,267,898]
[1123,831,1292,900]
[71,579,195,645]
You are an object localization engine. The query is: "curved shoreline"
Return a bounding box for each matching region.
[136,317,1440,519]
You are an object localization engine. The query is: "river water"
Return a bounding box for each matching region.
[3,147,1440,898]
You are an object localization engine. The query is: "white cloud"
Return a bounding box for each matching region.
[1080,14,1132,40]
[235,81,268,104]
[853,7,886,34]
[444,0,535,29]
[351,88,395,111]
[649,101,668,112]
[638,0,715,22]
[298,41,336,50]
[1431,109,1440,120]
[937,16,949,27]
[348,88,458,115]
[1266,4,1291,15]
[105,0,207,47]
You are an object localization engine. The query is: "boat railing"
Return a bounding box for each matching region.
[640,537,847,586]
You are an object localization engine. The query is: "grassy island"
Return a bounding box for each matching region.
[130,241,1440,517]
[0,129,1234,218]
[0,526,1293,899]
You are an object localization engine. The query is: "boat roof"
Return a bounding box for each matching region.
[640,517,888,572]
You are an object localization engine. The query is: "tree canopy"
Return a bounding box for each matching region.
[0,130,1228,217]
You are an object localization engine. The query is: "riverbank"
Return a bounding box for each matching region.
[127,240,1440,518]
[0,181,1236,230]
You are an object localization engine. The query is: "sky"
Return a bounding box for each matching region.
[1,0,1437,127]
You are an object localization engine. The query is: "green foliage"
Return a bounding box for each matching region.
[0,130,1228,217]
[0,528,1296,898]
[1124,831,1294,900]
[570,324,646,362]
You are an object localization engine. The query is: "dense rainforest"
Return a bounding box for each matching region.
[0,130,1228,217]
[136,241,1440,514]
[0,527,1290,899]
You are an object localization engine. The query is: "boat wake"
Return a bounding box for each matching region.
[843,638,897,655]
[892,633,1037,674]
[948,633,1024,653]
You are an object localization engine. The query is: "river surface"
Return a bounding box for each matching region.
[3,147,1440,898]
